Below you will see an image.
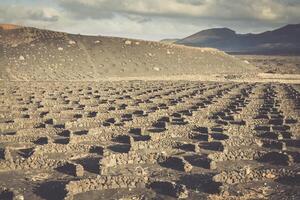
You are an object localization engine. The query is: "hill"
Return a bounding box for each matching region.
[0,25,256,81]
[176,24,300,54]
[0,24,22,30]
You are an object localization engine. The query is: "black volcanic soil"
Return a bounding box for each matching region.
[0,25,300,200]
[0,81,299,200]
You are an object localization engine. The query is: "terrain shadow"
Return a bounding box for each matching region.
[178,174,221,194]
[34,181,67,200]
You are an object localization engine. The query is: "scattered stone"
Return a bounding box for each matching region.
[1,147,13,162]
[125,40,132,45]
[265,173,276,179]
[209,160,217,170]
[153,67,160,71]
[68,40,76,45]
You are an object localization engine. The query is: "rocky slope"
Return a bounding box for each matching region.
[0,25,256,81]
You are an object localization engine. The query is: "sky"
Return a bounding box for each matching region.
[0,0,300,41]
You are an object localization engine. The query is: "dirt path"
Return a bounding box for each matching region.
[39,73,298,84]
[75,38,97,75]
[0,45,21,81]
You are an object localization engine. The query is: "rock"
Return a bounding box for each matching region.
[153,67,160,71]
[68,40,76,45]
[175,184,189,199]
[209,160,217,170]
[19,56,25,60]
[135,166,147,176]
[245,166,252,175]
[14,194,24,200]
[74,164,84,177]
[219,185,230,196]
[265,173,276,179]
[58,47,63,51]
[183,162,193,173]
[125,40,132,45]
[3,147,13,162]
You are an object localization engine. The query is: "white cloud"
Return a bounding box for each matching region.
[56,0,300,22]
[0,4,60,23]
[1,0,300,40]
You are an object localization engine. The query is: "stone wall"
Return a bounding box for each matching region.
[130,139,177,151]
[64,175,148,200]
[0,155,65,171]
[35,144,91,154]
[208,149,266,162]
[213,167,297,184]
[99,151,167,174]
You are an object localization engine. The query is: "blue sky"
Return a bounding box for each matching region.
[1,0,299,40]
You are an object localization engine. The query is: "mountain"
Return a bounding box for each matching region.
[0,24,255,81]
[176,24,300,54]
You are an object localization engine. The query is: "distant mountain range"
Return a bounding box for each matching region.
[163,24,300,54]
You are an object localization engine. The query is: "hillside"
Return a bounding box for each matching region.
[0,25,256,81]
[176,24,300,54]
[0,24,22,30]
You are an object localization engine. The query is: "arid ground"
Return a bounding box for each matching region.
[0,25,300,200]
[237,55,300,75]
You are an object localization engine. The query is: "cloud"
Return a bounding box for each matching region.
[0,4,60,24]
[56,0,300,22]
[1,0,300,40]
